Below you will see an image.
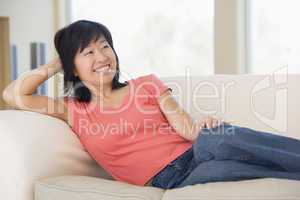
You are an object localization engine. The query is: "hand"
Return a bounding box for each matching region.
[191,117,229,140]
[197,116,222,129]
[47,57,62,72]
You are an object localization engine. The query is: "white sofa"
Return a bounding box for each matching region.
[1,74,300,200]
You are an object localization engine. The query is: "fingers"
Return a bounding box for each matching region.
[212,119,219,128]
[201,117,223,129]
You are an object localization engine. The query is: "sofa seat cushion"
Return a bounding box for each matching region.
[163,178,300,200]
[35,175,164,200]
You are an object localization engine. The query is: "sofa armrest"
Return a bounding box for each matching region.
[0,110,113,200]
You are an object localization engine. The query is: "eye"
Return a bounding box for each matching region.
[84,50,93,56]
[103,45,109,49]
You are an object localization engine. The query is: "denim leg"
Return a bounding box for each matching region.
[193,123,300,172]
[175,159,300,188]
[151,148,195,189]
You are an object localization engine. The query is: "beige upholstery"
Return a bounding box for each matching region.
[162,178,300,200]
[0,74,299,200]
[35,176,300,200]
[35,176,164,200]
[0,110,113,200]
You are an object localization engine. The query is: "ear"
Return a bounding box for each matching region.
[73,68,78,77]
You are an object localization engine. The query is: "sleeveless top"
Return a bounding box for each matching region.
[64,73,193,186]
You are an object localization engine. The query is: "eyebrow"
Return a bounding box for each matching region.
[84,39,107,49]
[93,39,107,45]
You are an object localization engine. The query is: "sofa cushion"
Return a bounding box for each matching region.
[162,178,300,200]
[0,110,114,200]
[35,175,164,200]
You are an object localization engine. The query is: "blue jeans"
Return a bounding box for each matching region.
[151,123,300,189]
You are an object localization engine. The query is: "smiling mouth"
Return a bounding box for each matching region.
[93,64,112,73]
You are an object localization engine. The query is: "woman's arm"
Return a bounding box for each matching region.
[2,58,69,122]
[157,90,221,141]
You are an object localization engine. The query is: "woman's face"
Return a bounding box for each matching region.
[73,36,117,87]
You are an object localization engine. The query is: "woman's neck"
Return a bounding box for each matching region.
[90,83,114,102]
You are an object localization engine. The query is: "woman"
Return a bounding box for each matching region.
[2,20,300,189]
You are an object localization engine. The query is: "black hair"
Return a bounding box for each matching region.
[54,20,128,103]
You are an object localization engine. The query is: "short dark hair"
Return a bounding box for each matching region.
[54,20,128,103]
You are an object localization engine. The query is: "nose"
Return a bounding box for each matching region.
[94,48,108,63]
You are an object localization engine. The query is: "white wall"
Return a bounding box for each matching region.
[214,0,247,74]
[0,0,56,95]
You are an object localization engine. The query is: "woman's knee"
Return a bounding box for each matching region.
[198,123,235,140]
[193,128,222,154]
[193,123,237,152]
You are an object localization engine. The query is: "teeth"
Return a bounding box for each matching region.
[94,65,110,73]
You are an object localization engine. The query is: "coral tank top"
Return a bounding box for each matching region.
[64,73,193,186]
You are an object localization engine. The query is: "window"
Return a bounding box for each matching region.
[247,0,300,73]
[71,0,214,79]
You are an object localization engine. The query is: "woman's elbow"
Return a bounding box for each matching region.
[2,83,15,105]
[2,88,11,104]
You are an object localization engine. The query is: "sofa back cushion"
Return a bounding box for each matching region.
[161,74,300,139]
